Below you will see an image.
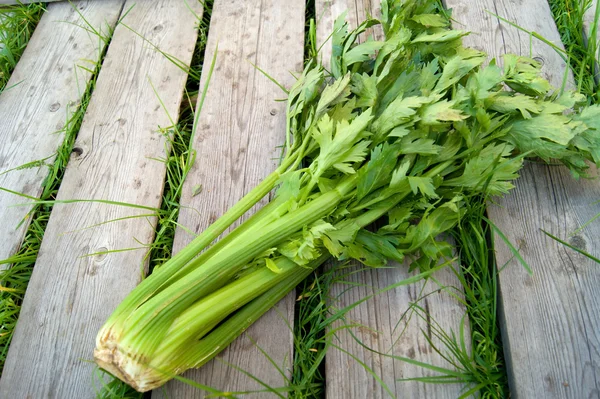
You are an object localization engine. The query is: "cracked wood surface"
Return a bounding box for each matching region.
[446,0,600,397]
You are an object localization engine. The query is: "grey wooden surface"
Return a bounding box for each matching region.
[0,0,200,396]
[153,0,306,397]
[446,0,600,397]
[317,1,470,398]
[0,0,122,269]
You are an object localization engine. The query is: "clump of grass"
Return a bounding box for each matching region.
[0,2,44,93]
[0,8,116,376]
[451,197,509,399]
[304,0,317,64]
[289,267,338,398]
[549,0,599,103]
[93,368,144,399]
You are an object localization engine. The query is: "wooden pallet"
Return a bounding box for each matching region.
[0,0,598,398]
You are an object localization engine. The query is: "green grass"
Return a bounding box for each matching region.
[289,268,334,398]
[549,0,599,103]
[0,2,44,93]
[450,198,508,398]
[0,4,117,376]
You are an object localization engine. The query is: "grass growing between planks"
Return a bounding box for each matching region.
[450,198,508,398]
[549,0,599,103]
[0,2,44,93]
[0,7,117,376]
[289,267,336,398]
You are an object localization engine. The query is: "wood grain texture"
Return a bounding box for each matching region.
[445,0,600,397]
[0,1,200,396]
[0,0,123,268]
[325,263,469,399]
[317,2,469,398]
[152,0,305,397]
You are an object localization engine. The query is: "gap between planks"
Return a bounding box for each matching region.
[316,1,471,398]
[0,1,200,397]
[445,0,600,397]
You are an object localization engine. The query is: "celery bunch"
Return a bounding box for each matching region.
[95,0,600,391]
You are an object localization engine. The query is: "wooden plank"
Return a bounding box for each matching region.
[317,2,470,398]
[152,0,306,397]
[445,0,600,397]
[0,0,122,267]
[0,1,200,397]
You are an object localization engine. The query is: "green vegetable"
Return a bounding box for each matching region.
[95,0,600,391]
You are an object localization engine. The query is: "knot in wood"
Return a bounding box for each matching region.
[533,56,545,67]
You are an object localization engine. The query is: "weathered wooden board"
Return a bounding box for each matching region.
[0,0,122,267]
[446,0,600,397]
[0,1,200,396]
[317,2,470,398]
[153,0,305,397]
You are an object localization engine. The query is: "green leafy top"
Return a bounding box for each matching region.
[270,0,600,271]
